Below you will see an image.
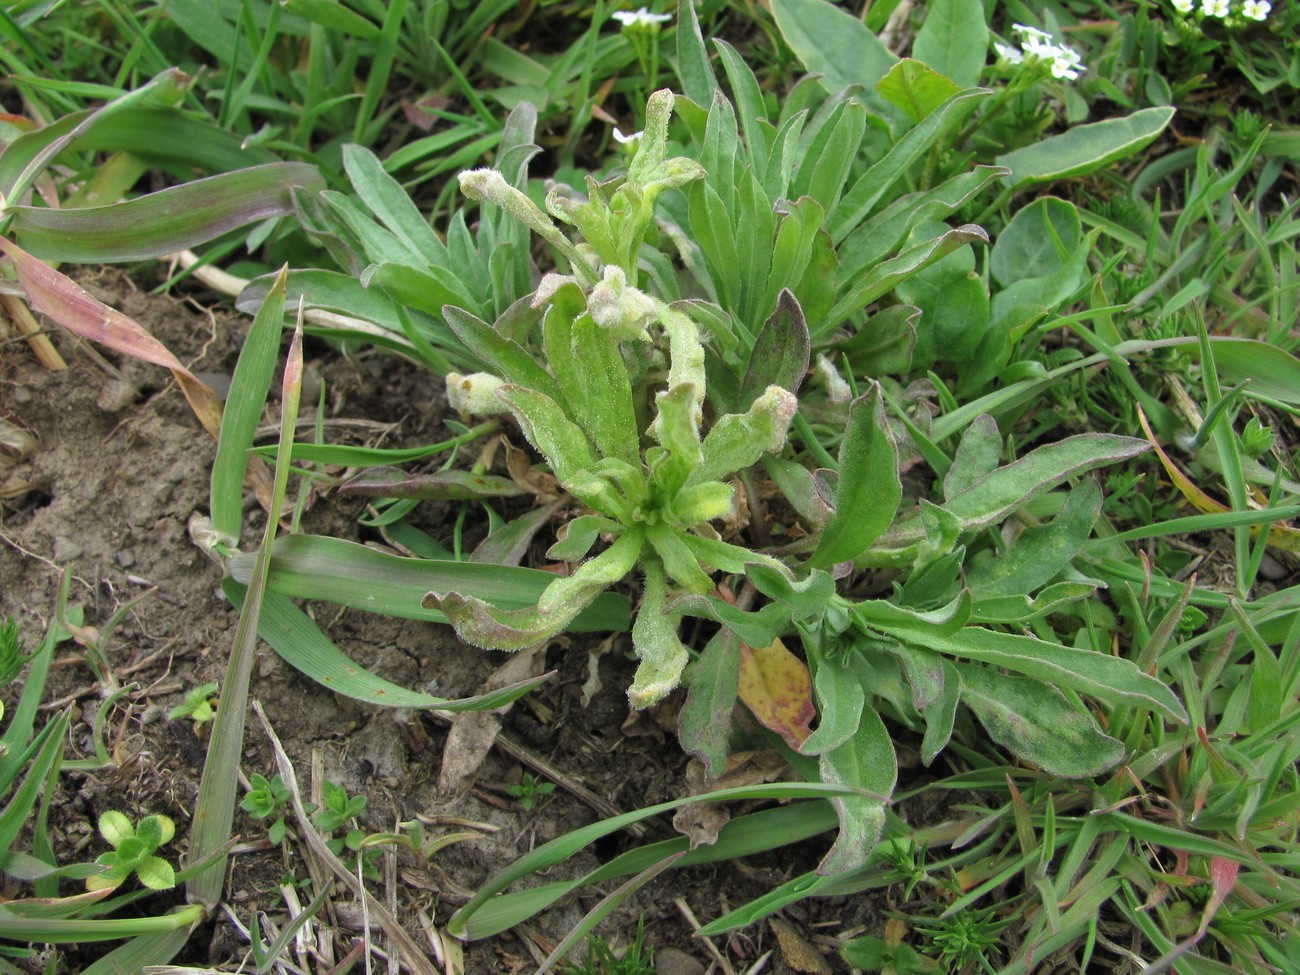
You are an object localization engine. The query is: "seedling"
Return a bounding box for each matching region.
[560,917,655,975]
[506,772,556,812]
[168,681,219,729]
[87,811,177,892]
[240,772,291,846]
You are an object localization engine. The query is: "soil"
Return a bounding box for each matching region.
[0,269,887,974]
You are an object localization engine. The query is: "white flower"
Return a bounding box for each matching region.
[611,7,672,28]
[994,41,1024,65]
[1242,0,1271,19]
[1012,23,1056,58]
[1201,0,1230,16]
[612,127,643,144]
[1049,46,1086,80]
[1012,24,1052,44]
[1171,0,1195,11]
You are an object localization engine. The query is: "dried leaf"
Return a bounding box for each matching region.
[1137,405,1300,552]
[437,647,544,794]
[770,917,832,975]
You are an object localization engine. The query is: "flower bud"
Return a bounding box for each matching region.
[587,265,657,341]
[445,372,510,418]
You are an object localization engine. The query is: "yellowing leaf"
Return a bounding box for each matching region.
[737,637,814,749]
[1138,405,1300,553]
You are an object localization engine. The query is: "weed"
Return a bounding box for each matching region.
[506,772,556,812]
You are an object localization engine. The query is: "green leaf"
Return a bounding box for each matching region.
[343,144,445,263]
[629,561,691,708]
[897,243,989,368]
[693,385,798,486]
[889,625,1187,721]
[996,108,1176,187]
[771,0,898,96]
[442,305,565,404]
[99,811,134,848]
[226,534,630,632]
[679,630,741,778]
[818,707,895,874]
[989,197,1082,286]
[800,652,865,755]
[222,581,552,711]
[7,163,324,262]
[911,0,989,88]
[810,385,902,568]
[827,224,990,327]
[134,856,176,891]
[875,58,961,124]
[966,478,1102,599]
[920,660,960,765]
[210,268,286,542]
[675,0,718,108]
[747,565,836,621]
[942,434,1149,531]
[829,90,993,247]
[942,413,1001,498]
[959,665,1126,778]
[283,0,380,38]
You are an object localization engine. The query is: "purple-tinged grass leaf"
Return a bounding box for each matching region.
[0,69,189,206]
[0,238,222,436]
[8,162,324,262]
[340,466,525,500]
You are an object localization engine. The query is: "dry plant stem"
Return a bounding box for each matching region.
[675,897,734,975]
[171,248,419,353]
[253,699,444,975]
[1,292,66,369]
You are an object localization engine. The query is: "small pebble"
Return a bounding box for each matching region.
[656,948,705,975]
[96,378,139,413]
[53,535,82,561]
[116,548,135,568]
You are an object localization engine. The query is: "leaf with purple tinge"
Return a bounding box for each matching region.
[0,238,221,436]
[7,162,324,263]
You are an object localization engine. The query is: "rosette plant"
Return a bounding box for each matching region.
[423,90,798,707]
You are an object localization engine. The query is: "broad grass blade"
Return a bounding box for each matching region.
[210,267,287,542]
[8,163,324,262]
